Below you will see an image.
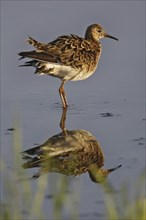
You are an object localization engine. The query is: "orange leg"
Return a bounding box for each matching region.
[60,107,68,135]
[59,81,68,108]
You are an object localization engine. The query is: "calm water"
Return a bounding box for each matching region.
[1,1,145,219]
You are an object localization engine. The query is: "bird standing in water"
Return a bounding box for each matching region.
[19,24,118,108]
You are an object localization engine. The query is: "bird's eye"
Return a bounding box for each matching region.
[98,30,101,33]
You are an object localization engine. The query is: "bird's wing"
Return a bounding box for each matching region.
[18,50,57,63]
[22,144,77,161]
[22,144,77,169]
[46,35,100,68]
[20,35,100,68]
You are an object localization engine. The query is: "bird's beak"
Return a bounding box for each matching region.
[105,33,119,41]
[107,164,122,174]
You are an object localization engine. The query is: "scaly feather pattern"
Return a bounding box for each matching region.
[18,24,118,107]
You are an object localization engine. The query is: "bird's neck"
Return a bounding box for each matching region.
[88,164,107,183]
[85,30,99,44]
[89,163,100,172]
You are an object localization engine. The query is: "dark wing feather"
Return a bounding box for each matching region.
[18,51,57,63]
[22,144,76,169]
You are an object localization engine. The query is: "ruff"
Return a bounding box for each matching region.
[19,24,118,108]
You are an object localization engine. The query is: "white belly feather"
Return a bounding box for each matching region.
[40,62,96,81]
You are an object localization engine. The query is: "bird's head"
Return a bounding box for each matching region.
[88,164,122,183]
[85,24,119,41]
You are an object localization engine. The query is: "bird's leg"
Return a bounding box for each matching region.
[60,107,68,135]
[59,80,68,108]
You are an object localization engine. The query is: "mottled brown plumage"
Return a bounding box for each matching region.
[22,129,122,182]
[22,106,122,182]
[18,24,118,108]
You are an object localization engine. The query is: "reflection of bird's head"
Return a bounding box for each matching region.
[88,164,122,183]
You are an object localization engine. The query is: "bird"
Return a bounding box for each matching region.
[18,24,118,108]
[22,129,122,183]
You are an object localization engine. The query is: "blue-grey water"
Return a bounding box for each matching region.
[1,1,145,219]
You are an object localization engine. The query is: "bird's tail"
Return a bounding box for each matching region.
[26,36,46,50]
[22,146,43,169]
[18,50,56,65]
[18,60,38,67]
[18,50,51,61]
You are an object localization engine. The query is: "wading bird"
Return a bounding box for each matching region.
[19,24,118,108]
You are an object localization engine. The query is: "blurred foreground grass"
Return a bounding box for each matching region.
[103,171,145,220]
[0,119,145,220]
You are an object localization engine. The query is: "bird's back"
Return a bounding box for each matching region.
[19,34,102,81]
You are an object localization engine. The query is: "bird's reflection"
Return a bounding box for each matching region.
[22,108,121,183]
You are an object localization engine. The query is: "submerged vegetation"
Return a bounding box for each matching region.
[0,121,145,220]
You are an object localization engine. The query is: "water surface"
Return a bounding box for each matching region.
[1,1,145,219]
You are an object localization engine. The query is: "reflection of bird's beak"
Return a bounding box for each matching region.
[88,164,122,183]
[105,33,119,41]
[107,164,122,174]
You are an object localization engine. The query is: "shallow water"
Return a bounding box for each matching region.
[1,1,145,219]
